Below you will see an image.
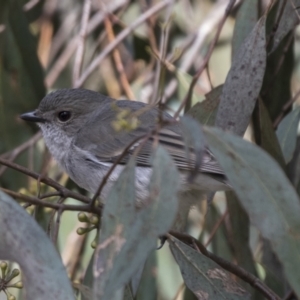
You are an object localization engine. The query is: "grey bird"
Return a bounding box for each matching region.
[20,88,228,203]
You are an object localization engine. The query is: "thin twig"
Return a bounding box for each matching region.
[160,0,235,104]
[168,232,281,300]
[204,209,228,247]
[150,2,173,104]
[45,0,127,88]
[39,191,61,199]
[23,0,40,11]
[75,0,174,88]
[0,132,42,176]
[52,206,63,245]
[1,188,98,213]
[0,157,93,205]
[72,0,92,86]
[102,15,135,99]
[174,0,236,118]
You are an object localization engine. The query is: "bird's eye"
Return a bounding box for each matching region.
[58,111,71,122]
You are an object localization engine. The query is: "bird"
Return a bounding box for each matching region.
[20,88,228,204]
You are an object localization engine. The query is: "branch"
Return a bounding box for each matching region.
[168,231,281,300]
[0,132,42,177]
[45,0,127,88]
[72,0,92,86]
[103,15,135,99]
[174,0,236,118]
[75,0,174,87]
[1,188,99,214]
[0,157,93,205]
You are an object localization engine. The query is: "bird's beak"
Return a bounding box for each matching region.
[20,111,46,123]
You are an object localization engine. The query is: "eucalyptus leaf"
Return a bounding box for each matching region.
[135,252,157,300]
[216,15,266,135]
[82,255,94,300]
[232,0,259,59]
[169,237,250,300]
[276,107,300,164]
[269,0,300,53]
[252,98,286,168]
[226,191,262,298]
[261,33,293,121]
[203,127,300,297]
[187,85,223,126]
[94,147,180,299]
[0,191,74,300]
[124,285,134,300]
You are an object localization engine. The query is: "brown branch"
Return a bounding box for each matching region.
[168,232,280,300]
[52,206,63,245]
[72,0,92,86]
[103,15,135,99]
[45,0,127,88]
[204,209,228,247]
[0,132,42,177]
[150,6,173,105]
[0,157,93,205]
[1,188,98,214]
[174,0,236,118]
[75,0,174,87]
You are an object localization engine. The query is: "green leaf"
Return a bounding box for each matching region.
[135,251,157,300]
[216,16,266,135]
[169,237,250,300]
[252,98,286,169]
[205,204,232,261]
[203,127,300,297]
[232,0,259,59]
[124,285,134,300]
[187,85,223,126]
[0,191,74,300]
[94,148,180,299]
[262,38,294,122]
[226,191,263,299]
[268,0,300,53]
[276,107,300,163]
[82,255,94,300]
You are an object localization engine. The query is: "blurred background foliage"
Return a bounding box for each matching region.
[1,0,300,299]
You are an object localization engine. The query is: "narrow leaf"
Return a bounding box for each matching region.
[204,127,300,297]
[187,85,223,126]
[93,158,136,299]
[94,148,180,299]
[232,0,259,59]
[216,16,266,135]
[169,237,250,300]
[269,0,300,53]
[252,99,286,169]
[0,191,74,300]
[276,107,300,163]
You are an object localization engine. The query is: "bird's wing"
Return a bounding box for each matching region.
[74,99,224,176]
